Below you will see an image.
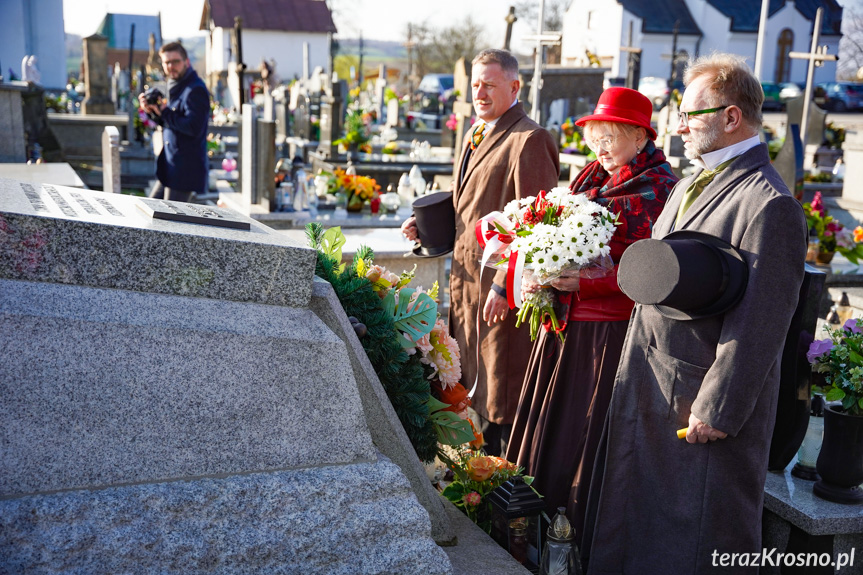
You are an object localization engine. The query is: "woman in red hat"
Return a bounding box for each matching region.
[506,87,678,537]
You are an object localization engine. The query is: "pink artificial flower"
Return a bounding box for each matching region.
[463,491,482,507]
[844,318,861,334]
[446,113,458,131]
[807,338,833,363]
[811,192,824,217]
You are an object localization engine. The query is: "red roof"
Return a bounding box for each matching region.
[201,0,337,34]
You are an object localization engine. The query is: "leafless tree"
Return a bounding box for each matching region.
[408,17,490,78]
[839,4,863,81]
[514,0,571,32]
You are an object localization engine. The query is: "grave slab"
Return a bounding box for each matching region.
[0,177,315,307]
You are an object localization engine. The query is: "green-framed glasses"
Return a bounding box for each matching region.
[678,105,729,127]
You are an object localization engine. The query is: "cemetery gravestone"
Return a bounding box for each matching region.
[842,129,863,206]
[81,34,114,115]
[101,125,120,193]
[0,179,453,573]
[0,83,27,162]
[451,58,472,175]
[774,123,805,202]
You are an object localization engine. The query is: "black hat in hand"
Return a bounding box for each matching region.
[618,230,748,320]
[411,191,455,258]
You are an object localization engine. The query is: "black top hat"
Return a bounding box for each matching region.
[618,230,749,320]
[412,191,455,258]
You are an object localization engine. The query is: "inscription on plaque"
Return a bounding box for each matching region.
[95,197,123,216]
[70,192,100,216]
[43,186,78,218]
[17,182,128,219]
[136,198,251,231]
[20,183,50,213]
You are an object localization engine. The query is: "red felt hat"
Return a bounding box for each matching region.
[575,87,657,140]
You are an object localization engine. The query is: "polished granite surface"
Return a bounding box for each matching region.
[764,458,863,535]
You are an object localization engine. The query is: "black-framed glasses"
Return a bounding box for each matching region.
[678,105,729,127]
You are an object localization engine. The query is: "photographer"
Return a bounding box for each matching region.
[138,42,210,203]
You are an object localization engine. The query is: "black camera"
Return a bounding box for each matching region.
[142,87,164,106]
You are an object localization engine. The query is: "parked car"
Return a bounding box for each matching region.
[761,82,784,110]
[637,76,683,110]
[603,76,626,90]
[779,82,803,103]
[815,82,863,112]
[411,73,455,129]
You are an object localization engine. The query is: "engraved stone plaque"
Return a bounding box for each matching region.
[137,198,252,230]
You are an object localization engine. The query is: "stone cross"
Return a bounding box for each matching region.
[789,8,837,151]
[503,6,517,51]
[620,21,642,90]
[232,17,247,108]
[101,126,121,193]
[81,34,114,115]
[375,64,387,122]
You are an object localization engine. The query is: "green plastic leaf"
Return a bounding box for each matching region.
[392,288,437,343]
[825,387,846,402]
[320,227,346,272]
[850,350,863,365]
[427,395,450,412]
[442,482,467,504]
[431,409,476,446]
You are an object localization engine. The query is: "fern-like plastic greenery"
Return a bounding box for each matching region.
[307,223,439,462]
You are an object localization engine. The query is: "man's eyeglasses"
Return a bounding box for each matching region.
[586,135,617,152]
[677,105,729,128]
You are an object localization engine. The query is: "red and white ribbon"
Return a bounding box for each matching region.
[475,212,525,310]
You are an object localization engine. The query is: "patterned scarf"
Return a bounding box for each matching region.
[570,140,677,247]
[542,142,678,338]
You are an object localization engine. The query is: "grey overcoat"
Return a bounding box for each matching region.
[585,143,807,574]
[449,104,559,424]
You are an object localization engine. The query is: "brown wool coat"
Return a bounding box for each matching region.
[448,104,559,424]
[584,143,807,574]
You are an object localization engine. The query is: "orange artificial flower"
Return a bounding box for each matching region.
[435,381,471,415]
[854,226,863,243]
[490,456,517,473]
[468,419,485,451]
[467,456,496,482]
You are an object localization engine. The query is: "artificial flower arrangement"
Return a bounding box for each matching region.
[804,191,863,264]
[807,317,863,416]
[327,168,380,211]
[305,224,475,462]
[334,109,371,151]
[439,438,533,533]
[559,117,594,157]
[476,187,620,342]
[133,106,158,139]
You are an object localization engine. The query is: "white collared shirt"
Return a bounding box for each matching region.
[694,135,761,171]
[473,99,519,133]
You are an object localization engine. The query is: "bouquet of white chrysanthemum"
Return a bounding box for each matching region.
[477,186,620,341]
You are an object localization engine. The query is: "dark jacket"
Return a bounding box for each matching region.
[156,68,210,193]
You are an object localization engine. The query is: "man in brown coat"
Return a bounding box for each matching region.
[401,49,559,455]
[583,54,807,573]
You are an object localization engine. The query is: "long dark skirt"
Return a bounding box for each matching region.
[506,319,629,538]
